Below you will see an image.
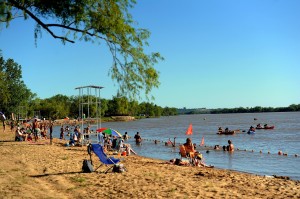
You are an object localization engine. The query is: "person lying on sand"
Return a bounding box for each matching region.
[194,153,214,168]
[167,158,190,166]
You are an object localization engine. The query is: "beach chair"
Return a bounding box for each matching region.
[88,143,122,173]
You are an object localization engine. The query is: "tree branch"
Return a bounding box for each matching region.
[8,0,75,43]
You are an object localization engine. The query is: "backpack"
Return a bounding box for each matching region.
[112,164,125,173]
[82,159,94,173]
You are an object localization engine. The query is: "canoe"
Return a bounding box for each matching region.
[256,126,275,130]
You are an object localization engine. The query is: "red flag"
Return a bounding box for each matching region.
[185,124,193,135]
[200,136,205,146]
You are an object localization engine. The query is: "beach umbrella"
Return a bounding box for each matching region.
[96,127,122,137]
[0,112,6,121]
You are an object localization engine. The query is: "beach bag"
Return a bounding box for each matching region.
[112,164,125,173]
[82,159,94,173]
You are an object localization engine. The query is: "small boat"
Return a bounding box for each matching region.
[256,126,275,130]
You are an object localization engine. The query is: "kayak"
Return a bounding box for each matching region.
[256,126,275,130]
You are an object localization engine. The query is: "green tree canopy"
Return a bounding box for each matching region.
[1,0,163,100]
[0,53,35,115]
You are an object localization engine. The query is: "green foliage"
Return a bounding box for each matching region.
[209,105,300,114]
[24,93,175,120]
[1,0,164,100]
[0,54,35,115]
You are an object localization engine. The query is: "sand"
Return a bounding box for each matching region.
[0,129,299,199]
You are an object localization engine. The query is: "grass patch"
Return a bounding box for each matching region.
[61,156,68,160]
[169,187,177,193]
[70,176,86,183]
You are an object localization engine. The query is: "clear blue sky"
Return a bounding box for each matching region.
[0,0,299,109]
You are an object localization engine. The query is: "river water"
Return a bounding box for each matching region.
[53,112,300,180]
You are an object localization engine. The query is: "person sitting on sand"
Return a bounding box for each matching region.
[104,136,112,151]
[27,132,33,141]
[15,127,24,141]
[182,138,196,157]
[194,152,214,168]
[20,127,28,141]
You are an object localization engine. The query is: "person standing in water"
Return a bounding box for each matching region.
[134,132,142,144]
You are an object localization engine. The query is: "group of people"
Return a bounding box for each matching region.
[14,118,53,142]
[256,123,270,128]
[175,138,214,168]
[213,140,234,152]
[97,132,136,156]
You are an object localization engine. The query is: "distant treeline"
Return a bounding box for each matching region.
[177,104,300,115]
[210,104,300,114]
[1,94,178,120]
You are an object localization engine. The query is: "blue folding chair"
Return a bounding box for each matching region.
[89,143,121,173]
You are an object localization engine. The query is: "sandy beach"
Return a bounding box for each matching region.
[0,129,299,199]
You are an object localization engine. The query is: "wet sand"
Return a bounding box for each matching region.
[0,129,299,199]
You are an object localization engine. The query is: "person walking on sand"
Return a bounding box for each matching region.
[32,119,39,142]
[49,121,53,145]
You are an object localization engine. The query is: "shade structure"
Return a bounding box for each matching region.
[96,128,122,137]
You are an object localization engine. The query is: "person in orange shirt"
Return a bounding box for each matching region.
[183,138,195,157]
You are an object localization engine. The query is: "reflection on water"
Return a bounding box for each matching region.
[53,112,300,180]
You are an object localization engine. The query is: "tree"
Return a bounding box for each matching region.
[1,0,163,100]
[0,54,35,115]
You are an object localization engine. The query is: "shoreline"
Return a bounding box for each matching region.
[0,129,299,198]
